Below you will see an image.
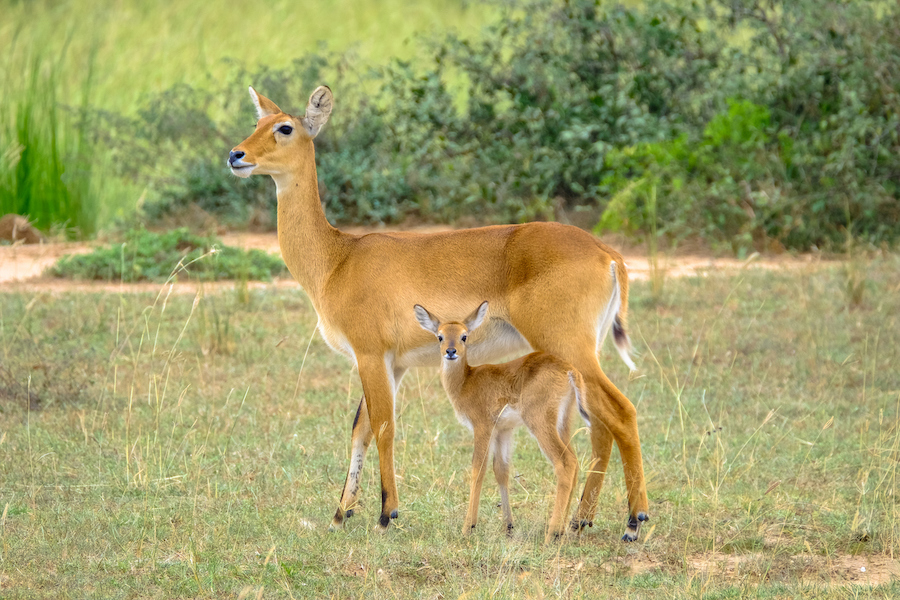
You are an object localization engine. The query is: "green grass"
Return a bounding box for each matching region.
[1,258,899,598]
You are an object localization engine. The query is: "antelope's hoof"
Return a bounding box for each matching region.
[621,512,649,542]
[570,518,593,533]
[329,507,347,531]
[375,509,399,532]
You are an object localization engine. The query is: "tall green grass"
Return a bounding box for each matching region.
[0,42,99,238]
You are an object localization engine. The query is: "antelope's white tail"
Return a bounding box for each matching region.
[609,261,637,372]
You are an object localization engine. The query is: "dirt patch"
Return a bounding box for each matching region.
[593,549,898,587]
[0,229,829,294]
[685,551,899,587]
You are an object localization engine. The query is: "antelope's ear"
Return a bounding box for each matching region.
[302,86,333,138]
[465,301,489,332]
[414,305,440,335]
[249,86,282,119]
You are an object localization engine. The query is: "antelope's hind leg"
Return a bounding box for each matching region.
[579,365,649,541]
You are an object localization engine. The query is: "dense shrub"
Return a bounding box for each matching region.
[108,0,900,252]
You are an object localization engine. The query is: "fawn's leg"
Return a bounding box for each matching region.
[492,428,514,533]
[463,427,492,535]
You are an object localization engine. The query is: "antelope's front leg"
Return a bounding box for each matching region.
[357,356,400,531]
[331,396,373,529]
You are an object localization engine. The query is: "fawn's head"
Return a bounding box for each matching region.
[414,301,489,363]
[228,86,333,180]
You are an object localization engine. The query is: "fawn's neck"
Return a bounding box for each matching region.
[440,357,473,407]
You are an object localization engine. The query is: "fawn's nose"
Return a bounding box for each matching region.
[229,150,245,165]
[445,347,457,359]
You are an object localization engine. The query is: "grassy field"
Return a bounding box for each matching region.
[1,256,898,598]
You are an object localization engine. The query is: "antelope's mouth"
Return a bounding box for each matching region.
[229,163,255,178]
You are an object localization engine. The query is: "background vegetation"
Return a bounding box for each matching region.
[1,259,898,597]
[49,228,287,283]
[2,0,898,251]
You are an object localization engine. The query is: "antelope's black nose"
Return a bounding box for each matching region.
[229,150,245,165]
[445,348,457,359]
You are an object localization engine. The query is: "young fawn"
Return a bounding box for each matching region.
[415,301,588,542]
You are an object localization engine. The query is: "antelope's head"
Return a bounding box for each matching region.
[414,302,489,364]
[228,86,333,180]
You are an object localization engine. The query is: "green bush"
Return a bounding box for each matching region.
[50,228,287,282]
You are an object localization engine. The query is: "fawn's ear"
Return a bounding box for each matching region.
[249,86,282,119]
[414,305,440,335]
[302,85,333,138]
[464,301,489,332]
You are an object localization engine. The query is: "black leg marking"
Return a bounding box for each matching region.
[352,399,364,430]
[377,489,398,529]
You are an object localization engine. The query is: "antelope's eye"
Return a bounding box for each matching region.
[278,125,293,135]
[437,335,443,343]
[461,334,467,343]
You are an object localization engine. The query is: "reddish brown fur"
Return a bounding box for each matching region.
[228,87,649,540]
[416,302,584,542]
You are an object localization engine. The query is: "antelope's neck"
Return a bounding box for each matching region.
[273,147,349,305]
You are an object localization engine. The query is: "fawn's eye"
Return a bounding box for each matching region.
[278,125,293,135]
[461,334,467,343]
[437,335,443,343]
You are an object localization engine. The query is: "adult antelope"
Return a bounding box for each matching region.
[415,301,585,541]
[227,86,650,541]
